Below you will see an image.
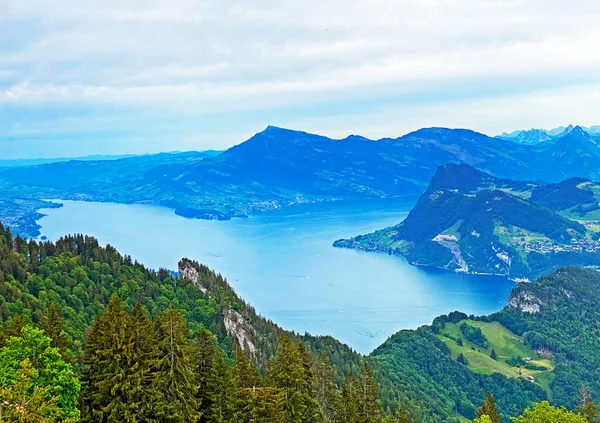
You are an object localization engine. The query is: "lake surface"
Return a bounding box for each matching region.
[38,200,515,354]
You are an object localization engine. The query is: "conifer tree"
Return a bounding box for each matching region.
[334,372,359,423]
[232,346,284,423]
[39,304,71,359]
[577,387,600,423]
[196,328,234,423]
[490,349,497,361]
[356,361,382,423]
[395,406,410,423]
[151,306,200,423]
[0,314,25,347]
[124,302,157,422]
[476,392,501,423]
[267,334,308,423]
[313,352,337,423]
[80,295,130,423]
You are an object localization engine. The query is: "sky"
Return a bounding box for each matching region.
[1,0,600,159]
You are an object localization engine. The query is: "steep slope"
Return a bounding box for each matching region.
[0,222,362,383]
[334,164,600,280]
[529,126,600,182]
[371,267,600,422]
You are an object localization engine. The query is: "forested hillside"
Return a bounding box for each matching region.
[2,220,600,422]
[335,164,600,280]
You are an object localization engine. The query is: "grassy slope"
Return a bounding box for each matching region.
[437,320,554,394]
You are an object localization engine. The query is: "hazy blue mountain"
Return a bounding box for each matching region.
[3,125,600,237]
[497,128,552,144]
[334,164,600,280]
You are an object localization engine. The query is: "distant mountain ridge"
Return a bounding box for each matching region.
[334,164,600,280]
[497,123,600,144]
[3,124,600,237]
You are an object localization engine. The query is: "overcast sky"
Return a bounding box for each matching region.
[1,0,600,158]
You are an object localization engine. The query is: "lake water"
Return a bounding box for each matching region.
[37,200,515,354]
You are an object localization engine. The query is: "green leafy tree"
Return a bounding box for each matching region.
[511,401,587,423]
[476,392,501,423]
[473,416,492,423]
[0,326,80,421]
[0,360,66,423]
[151,306,200,423]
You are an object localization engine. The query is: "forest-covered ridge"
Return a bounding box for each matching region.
[334,164,600,280]
[2,220,600,421]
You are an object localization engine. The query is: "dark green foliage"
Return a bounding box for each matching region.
[461,323,489,349]
[152,307,200,423]
[372,328,545,422]
[334,164,600,280]
[196,328,235,423]
[267,334,318,423]
[313,352,337,423]
[80,295,136,423]
[357,361,383,423]
[491,267,600,408]
[476,392,501,423]
[490,349,497,361]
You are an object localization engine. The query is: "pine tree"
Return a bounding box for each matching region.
[313,353,337,423]
[476,392,501,423]
[334,372,359,423]
[356,361,382,423]
[196,327,234,423]
[0,314,25,347]
[490,349,497,361]
[80,295,131,423]
[577,387,600,423]
[232,346,282,423]
[151,306,200,423]
[267,334,308,423]
[39,304,71,359]
[457,353,467,365]
[124,302,157,422]
[395,406,410,423]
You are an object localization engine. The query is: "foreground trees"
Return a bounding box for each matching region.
[0,326,80,422]
[78,296,383,423]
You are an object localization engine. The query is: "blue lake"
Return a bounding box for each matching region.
[37,200,515,354]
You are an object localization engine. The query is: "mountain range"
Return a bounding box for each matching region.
[3,124,600,238]
[334,164,600,280]
[498,124,600,145]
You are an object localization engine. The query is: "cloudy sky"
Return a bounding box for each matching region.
[1,0,600,158]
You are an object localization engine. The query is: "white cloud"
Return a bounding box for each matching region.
[1,0,599,154]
